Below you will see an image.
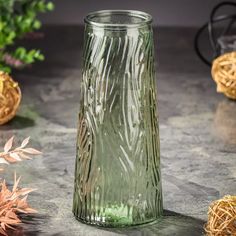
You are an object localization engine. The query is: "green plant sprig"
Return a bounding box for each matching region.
[0,0,54,73]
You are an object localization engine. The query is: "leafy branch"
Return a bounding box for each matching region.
[0,136,42,165]
[0,0,54,73]
[0,136,42,235]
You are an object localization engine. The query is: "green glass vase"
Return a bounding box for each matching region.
[73,10,163,227]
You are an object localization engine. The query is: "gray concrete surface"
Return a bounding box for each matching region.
[0,25,235,235]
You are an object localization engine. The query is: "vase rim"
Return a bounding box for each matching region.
[85,10,153,29]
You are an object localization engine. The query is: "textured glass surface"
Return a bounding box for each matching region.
[73,10,163,227]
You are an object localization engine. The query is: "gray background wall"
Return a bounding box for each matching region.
[41,0,225,27]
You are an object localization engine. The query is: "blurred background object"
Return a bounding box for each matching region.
[194,2,236,100]
[0,0,54,73]
[218,35,236,55]
[39,0,225,27]
[194,1,236,66]
[214,100,236,146]
[0,0,54,125]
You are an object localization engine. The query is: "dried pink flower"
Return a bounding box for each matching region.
[0,136,42,235]
[0,136,42,164]
[2,54,25,68]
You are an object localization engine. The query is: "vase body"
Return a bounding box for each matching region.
[73,10,162,227]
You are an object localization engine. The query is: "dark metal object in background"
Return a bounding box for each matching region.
[194,1,236,66]
[218,35,236,54]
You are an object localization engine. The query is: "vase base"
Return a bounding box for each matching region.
[73,212,162,228]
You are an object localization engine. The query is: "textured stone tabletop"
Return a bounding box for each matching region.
[0,26,235,236]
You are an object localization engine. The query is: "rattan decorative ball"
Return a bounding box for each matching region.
[0,71,21,125]
[205,195,236,236]
[212,51,236,100]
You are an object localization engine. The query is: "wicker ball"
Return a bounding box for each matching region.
[212,51,236,100]
[0,71,21,125]
[205,195,236,236]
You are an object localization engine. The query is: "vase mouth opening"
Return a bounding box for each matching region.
[85,10,153,30]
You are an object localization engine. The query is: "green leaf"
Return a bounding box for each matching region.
[0,0,54,70]
[6,31,16,45]
[47,2,54,11]
[15,47,26,59]
[37,1,47,12]
[33,20,41,29]
[0,21,6,31]
[37,54,44,61]
[0,64,11,73]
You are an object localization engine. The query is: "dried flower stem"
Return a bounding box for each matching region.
[0,136,42,235]
[0,136,42,165]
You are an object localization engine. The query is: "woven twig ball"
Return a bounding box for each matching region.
[212,51,236,100]
[0,71,21,125]
[205,195,236,236]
